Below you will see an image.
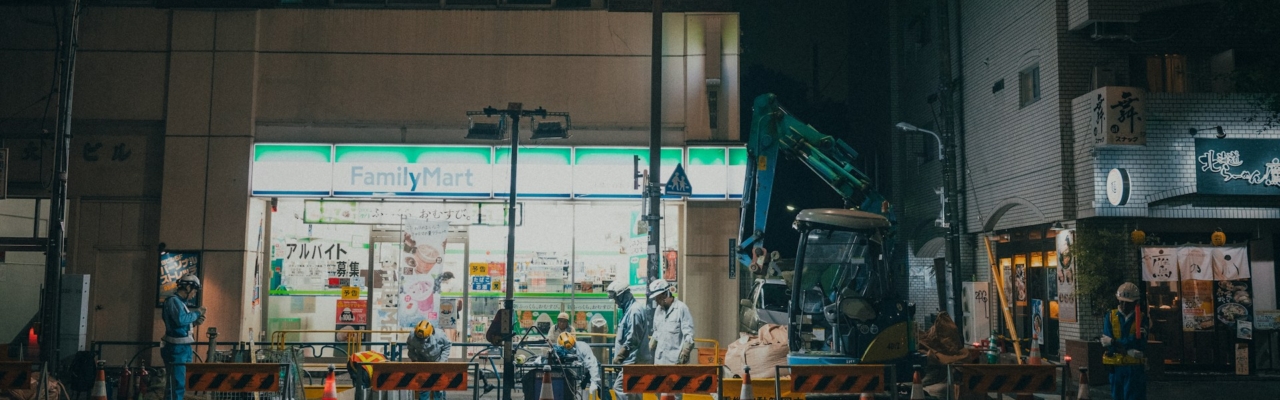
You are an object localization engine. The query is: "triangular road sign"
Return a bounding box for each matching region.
[664,163,693,196]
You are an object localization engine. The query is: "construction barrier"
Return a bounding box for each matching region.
[185,363,290,394]
[363,362,473,392]
[945,364,1066,400]
[621,365,721,394]
[774,364,897,400]
[0,362,37,390]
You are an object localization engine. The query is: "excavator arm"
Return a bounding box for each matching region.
[736,93,890,273]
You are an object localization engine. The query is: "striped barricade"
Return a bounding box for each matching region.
[0,362,37,390]
[621,365,721,394]
[185,363,288,393]
[364,362,472,392]
[945,364,1066,400]
[774,364,896,400]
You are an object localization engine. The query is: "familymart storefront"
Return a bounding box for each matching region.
[251,143,745,354]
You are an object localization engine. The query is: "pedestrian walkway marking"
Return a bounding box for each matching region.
[369,362,469,391]
[954,365,1057,394]
[186,363,281,392]
[622,365,718,393]
[0,362,35,390]
[789,365,888,394]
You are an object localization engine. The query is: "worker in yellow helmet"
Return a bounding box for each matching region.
[557,332,600,399]
[407,320,452,400]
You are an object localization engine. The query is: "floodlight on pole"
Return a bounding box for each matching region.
[895,122,944,160]
[463,103,566,400]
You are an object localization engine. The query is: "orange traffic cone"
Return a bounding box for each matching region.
[1077,367,1090,400]
[740,367,753,400]
[859,392,873,399]
[1028,335,1042,365]
[542,366,558,400]
[909,365,925,400]
[91,367,108,400]
[323,365,338,400]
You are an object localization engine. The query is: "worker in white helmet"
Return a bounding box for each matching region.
[161,274,206,400]
[1101,282,1149,400]
[647,279,695,366]
[606,280,653,400]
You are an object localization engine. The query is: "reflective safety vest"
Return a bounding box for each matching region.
[1102,309,1144,366]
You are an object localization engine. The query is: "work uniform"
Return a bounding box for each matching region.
[1102,308,1148,400]
[573,341,601,395]
[407,329,452,400]
[161,295,201,400]
[652,299,695,365]
[611,296,653,400]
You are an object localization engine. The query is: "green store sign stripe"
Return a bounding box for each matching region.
[334,145,493,164]
[254,144,332,162]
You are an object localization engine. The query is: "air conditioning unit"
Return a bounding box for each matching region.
[1090,21,1134,42]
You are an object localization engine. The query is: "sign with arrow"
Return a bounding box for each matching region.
[664,163,692,196]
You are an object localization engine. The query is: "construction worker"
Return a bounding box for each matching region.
[1102,282,1149,400]
[648,279,695,366]
[554,332,601,399]
[549,312,575,340]
[606,280,653,400]
[161,274,206,400]
[407,320,452,400]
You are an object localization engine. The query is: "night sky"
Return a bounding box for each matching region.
[736,0,892,259]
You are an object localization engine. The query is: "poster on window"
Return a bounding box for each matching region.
[335,299,368,341]
[1141,247,1178,282]
[1216,280,1253,332]
[1015,263,1028,306]
[1055,229,1077,323]
[1213,247,1251,280]
[1178,246,1214,281]
[270,223,371,295]
[158,250,202,308]
[1031,299,1044,344]
[397,219,450,328]
[1182,279,1216,332]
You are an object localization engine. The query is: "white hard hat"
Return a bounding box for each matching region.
[606,280,631,294]
[647,279,672,299]
[1116,282,1139,302]
[557,312,571,321]
[177,274,202,289]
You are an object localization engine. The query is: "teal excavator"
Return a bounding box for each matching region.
[736,93,921,370]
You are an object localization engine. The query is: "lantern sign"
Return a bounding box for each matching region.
[1212,230,1227,246]
[1087,86,1146,146]
[1131,229,1146,245]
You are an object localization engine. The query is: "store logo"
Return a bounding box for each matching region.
[349,165,477,191]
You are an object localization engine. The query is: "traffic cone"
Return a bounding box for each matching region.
[909,365,925,400]
[739,367,753,400]
[1028,335,1042,365]
[323,365,338,400]
[540,365,555,400]
[91,367,108,400]
[860,392,874,399]
[1077,367,1090,400]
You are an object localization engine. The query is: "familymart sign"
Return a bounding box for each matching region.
[252,144,746,199]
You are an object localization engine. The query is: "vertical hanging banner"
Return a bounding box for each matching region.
[1055,230,1077,323]
[1014,262,1028,306]
[1179,246,1214,281]
[1212,247,1251,280]
[1086,86,1146,146]
[1141,247,1178,282]
[399,219,451,328]
[1031,299,1044,344]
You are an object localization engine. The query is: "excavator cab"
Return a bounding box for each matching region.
[786,208,917,367]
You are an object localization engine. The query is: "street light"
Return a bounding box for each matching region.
[895,122,944,160]
[897,120,963,329]
[464,103,570,400]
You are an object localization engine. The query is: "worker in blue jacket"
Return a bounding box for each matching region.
[162,275,206,400]
[1101,282,1149,400]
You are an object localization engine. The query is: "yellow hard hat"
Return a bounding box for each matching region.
[557,331,576,349]
[414,320,434,338]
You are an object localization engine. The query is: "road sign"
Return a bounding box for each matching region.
[664,163,692,196]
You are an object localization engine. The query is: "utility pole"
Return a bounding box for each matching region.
[647,0,663,292]
[42,0,82,372]
[936,0,965,332]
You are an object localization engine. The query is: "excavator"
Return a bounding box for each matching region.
[736,93,921,369]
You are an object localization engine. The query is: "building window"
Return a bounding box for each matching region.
[1145,54,1188,93]
[1019,65,1041,107]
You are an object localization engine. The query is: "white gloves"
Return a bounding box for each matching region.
[1127,349,1144,359]
[1100,336,1113,347]
[588,383,598,395]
